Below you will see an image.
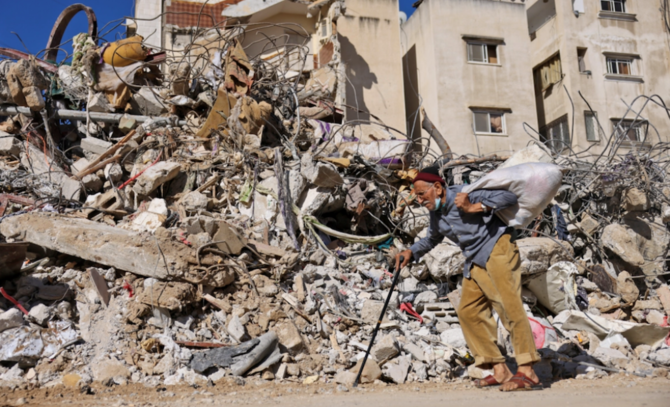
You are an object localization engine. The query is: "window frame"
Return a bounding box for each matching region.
[612,119,647,143]
[606,57,633,76]
[577,48,587,73]
[584,111,600,142]
[466,42,499,65]
[472,110,506,135]
[541,116,571,154]
[601,0,626,13]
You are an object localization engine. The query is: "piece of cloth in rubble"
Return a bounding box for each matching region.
[409,184,517,279]
[552,205,570,241]
[458,234,540,368]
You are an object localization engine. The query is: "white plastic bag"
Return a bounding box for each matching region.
[462,162,563,228]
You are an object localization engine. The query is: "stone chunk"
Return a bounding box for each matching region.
[92,358,130,383]
[348,358,381,384]
[602,224,645,266]
[623,188,648,212]
[0,132,20,156]
[383,356,411,384]
[371,335,399,362]
[28,304,51,326]
[80,137,113,156]
[104,163,123,183]
[212,222,245,255]
[0,308,23,332]
[133,162,181,195]
[360,300,385,324]
[516,238,574,275]
[423,243,465,279]
[440,327,467,348]
[578,214,600,236]
[228,315,248,343]
[616,271,639,305]
[301,154,343,188]
[275,322,304,355]
[82,174,103,192]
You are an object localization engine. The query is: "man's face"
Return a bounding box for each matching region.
[414,180,442,211]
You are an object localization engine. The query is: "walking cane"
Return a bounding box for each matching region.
[353,255,404,387]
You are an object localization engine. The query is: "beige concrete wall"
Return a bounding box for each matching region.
[338,0,407,132]
[529,0,670,157]
[135,0,164,49]
[402,0,538,158]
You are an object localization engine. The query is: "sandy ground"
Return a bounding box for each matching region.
[1,374,669,407]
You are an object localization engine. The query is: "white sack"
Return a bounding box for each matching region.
[462,162,563,228]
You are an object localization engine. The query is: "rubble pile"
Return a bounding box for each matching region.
[0,4,669,392]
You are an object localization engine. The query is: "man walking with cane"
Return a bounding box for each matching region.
[395,166,542,391]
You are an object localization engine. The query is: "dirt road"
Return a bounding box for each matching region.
[2,374,668,407]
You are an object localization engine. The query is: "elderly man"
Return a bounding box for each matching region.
[395,166,541,391]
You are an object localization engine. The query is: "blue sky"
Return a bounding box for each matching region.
[0,0,418,62]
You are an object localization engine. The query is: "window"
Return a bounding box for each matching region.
[612,119,646,142]
[537,54,563,90]
[467,43,498,64]
[601,0,626,13]
[542,116,570,153]
[585,112,600,141]
[473,111,505,134]
[606,57,632,75]
[577,48,587,73]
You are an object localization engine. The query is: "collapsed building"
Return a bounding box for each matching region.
[0,0,669,393]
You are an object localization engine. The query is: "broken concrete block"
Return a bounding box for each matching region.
[132,86,168,116]
[403,342,426,362]
[646,309,666,326]
[578,214,600,236]
[28,304,51,326]
[0,132,20,156]
[212,221,245,255]
[349,358,381,384]
[104,163,123,183]
[0,308,23,332]
[118,114,137,133]
[182,191,208,212]
[87,92,114,112]
[276,321,304,355]
[602,224,645,266]
[80,137,113,156]
[22,86,45,111]
[301,156,343,188]
[133,162,181,195]
[228,315,248,343]
[371,335,399,362]
[92,358,130,383]
[127,198,168,233]
[82,173,103,192]
[0,213,195,281]
[423,243,465,279]
[71,157,91,174]
[360,300,385,324]
[617,271,640,304]
[383,356,411,384]
[517,238,575,275]
[623,188,648,212]
[440,327,467,348]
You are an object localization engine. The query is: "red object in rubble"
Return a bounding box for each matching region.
[399,302,423,324]
[122,280,134,298]
[0,287,29,315]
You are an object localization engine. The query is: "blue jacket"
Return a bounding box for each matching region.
[409,185,518,278]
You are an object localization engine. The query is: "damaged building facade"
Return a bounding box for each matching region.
[1,0,670,396]
[527,0,670,155]
[132,0,406,132]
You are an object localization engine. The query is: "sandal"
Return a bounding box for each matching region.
[474,375,501,388]
[500,372,543,392]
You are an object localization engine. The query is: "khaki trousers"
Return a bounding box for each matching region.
[457,233,540,368]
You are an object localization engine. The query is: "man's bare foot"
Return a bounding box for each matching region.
[492,362,514,384]
[473,362,513,388]
[500,364,541,392]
